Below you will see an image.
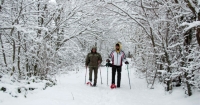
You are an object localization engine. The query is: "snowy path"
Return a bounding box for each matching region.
[0,66,199,105]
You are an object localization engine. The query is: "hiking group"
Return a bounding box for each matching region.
[85,42,129,88]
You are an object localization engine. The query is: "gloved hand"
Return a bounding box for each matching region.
[125,61,129,64]
[98,60,101,64]
[106,62,109,67]
[106,59,110,63]
[106,62,112,67]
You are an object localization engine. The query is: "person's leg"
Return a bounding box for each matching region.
[89,67,93,82]
[117,66,122,87]
[93,67,98,86]
[112,65,117,84]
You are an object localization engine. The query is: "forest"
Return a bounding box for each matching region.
[0,0,200,99]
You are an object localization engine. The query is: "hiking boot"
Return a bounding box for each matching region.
[117,84,120,88]
[93,83,96,87]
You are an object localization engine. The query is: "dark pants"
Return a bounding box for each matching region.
[112,65,122,87]
[89,67,98,84]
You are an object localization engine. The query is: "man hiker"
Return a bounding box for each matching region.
[85,46,102,87]
[106,42,129,88]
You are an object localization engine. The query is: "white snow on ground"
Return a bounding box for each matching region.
[0,66,199,105]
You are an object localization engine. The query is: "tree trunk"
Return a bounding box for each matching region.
[0,33,7,67]
[196,26,200,46]
[12,40,16,73]
[0,0,4,11]
[149,28,158,89]
[10,28,15,74]
[183,29,193,95]
[24,43,29,77]
[17,31,21,78]
[34,64,37,76]
[197,12,200,45]
[184,72,192,96]
[184,0,200,46]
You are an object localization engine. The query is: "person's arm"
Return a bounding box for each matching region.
[106,51,114,67]
[108,51,114,62]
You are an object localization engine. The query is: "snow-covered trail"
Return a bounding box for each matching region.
[1,66,199,105]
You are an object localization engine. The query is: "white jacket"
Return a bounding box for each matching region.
[109,50,126,66]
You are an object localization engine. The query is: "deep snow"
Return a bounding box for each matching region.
[0,66,199,105]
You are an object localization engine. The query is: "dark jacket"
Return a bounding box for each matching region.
[85,51,102,67]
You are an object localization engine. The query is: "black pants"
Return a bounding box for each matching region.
[112,65,122,87]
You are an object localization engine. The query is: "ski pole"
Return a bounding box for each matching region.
[85,67,87,84]
[127,64,131,89]
[99,66,103,84]
[107,67,108,85]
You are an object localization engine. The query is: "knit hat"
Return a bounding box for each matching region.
[91,46,97,50]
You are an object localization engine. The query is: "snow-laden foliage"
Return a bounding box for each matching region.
[0,0,115,96]
[0,0,199,97]
[102,0,200,96]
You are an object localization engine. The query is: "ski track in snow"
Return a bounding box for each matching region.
[0,66,199,105]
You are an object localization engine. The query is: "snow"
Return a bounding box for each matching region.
[0,66,199,105]
[180,21,200,32]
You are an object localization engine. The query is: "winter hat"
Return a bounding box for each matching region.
[91,46,97,53]
[116,43,120,47]
[91,46,97,50]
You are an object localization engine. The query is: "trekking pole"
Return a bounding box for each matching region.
[99,66,103,84]
[127,64,131,89]
[85,67,87,84]
[107,67,108,85]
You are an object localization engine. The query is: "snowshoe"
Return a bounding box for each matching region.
[110,84,116,89]
[86,82,92,86]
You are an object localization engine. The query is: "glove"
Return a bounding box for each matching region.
[106,59,110,63]
[106,62,112,67]
[125,61,129,64]
[106,62,109,67]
